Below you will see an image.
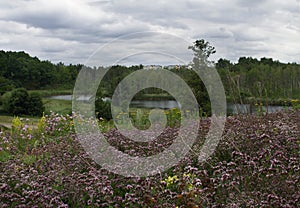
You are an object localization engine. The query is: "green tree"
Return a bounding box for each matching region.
[216,58,232,70]
[0,76,14,95]
[188,39,216,60]
[187,39,216,115]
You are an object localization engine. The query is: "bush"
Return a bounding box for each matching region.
[3,88,29,115]
[0,91,11,108]
[95,98,112,121]
[28,93,44,116]
[2,88,44,116]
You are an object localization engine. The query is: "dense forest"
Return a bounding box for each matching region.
[0,50,82,93]
[216,57,300,101]
[0,50,299,102]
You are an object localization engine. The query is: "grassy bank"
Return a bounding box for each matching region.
[0,116,40,130]
[0,96,72,129]
[227,96,299,106]
[132,93,175,101]
[28,89,73,97]
[43,98,72,115]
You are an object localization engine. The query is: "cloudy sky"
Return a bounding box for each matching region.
[0,0,299,65]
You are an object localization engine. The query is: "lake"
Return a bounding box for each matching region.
[49,95,288,114]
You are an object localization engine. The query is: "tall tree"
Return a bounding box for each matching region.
[187,39,216,115]
[188,39,216,61]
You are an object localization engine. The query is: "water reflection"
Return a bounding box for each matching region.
[49,95,288,115]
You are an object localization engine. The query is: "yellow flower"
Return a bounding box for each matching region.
[162,175,179,187]
[37,113,46,132]
[183,173,191,178]
[12,116,24,133]
[12,116,23,128]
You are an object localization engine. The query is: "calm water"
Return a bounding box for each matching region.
[49,95,288,114]
[49,95,110,101]
[130,100,180,109]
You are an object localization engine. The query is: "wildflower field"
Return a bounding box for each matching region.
[0,109,299,207]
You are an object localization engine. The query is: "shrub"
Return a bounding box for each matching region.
[2,88,44,116]
[95,98,112,121]
[28,93,44,116]
[3,88,29,115]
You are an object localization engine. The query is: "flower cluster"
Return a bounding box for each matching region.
[0,109,299,207]
[43,111,75,137]
[161,175,179,187]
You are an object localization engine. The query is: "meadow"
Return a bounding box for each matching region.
[0,108,299,207]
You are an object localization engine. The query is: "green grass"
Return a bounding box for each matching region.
[0,98,72,127]
[31,89,73,115]
[133,93,175,101]
[0,150,11,162]
[0,89,73,121]
[0,115,40,129]
[113,107,195,130]
[43,98,72,115]
[21,154,37,165]
[29,89,72,97]
[0,115,16,124]
[227,96,298,106]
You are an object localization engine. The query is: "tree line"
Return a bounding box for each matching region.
[1,50,298,100]
[0,47,299,117]
[0,50,82,93]
[216,57,300,101]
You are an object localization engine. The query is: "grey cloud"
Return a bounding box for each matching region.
[235,0,268,8]
[2,0,114,30]
[204,27,234,39]
[0,0,299,64]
